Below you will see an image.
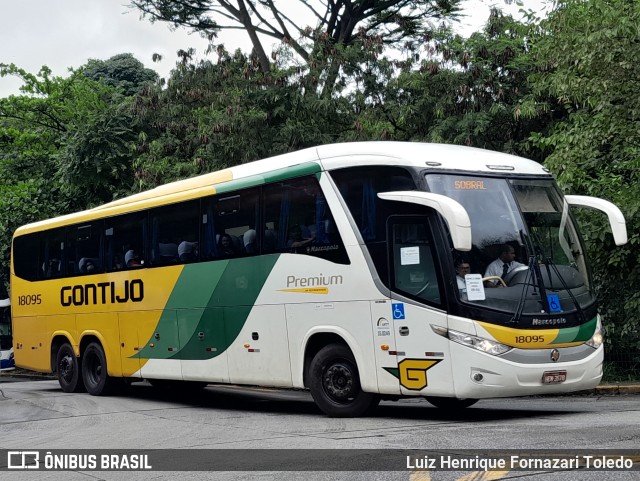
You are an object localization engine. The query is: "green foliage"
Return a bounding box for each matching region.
[82,53,159,96]
[0,180,68,281]
[528,0,640,351]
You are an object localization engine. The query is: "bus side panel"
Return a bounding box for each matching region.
[118,312,142,378]
[14,316,51,372]
[179,307,230,383]
[227,304,292,387]
[118,310,173,378]
[76,312,121,377]
[286,301,378,393]
[137,310,182,380]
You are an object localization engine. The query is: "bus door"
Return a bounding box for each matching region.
[387,217,452,396]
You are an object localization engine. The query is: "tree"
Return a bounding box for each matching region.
[83,53,159,96]
[129,45,361,189]
[130,0,462,94]
[0,62,140,209]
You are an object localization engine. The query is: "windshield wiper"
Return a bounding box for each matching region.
[507,253,551,325]
[507,255,536,325]
[529,229,586,322]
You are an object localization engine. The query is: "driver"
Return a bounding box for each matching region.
[484,244,524,288]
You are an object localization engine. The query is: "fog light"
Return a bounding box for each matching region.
[472,372,484,382]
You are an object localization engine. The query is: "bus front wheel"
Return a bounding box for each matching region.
[82,342,117,396]
[308,344,379,417]
[56,343,85,393]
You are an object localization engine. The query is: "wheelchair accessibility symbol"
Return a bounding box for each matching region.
[392,303,405,320]
[547,294,562,313]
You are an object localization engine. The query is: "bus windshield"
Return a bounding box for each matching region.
[426,174,592,317]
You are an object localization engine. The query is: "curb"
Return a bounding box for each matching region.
[592,384,640,395]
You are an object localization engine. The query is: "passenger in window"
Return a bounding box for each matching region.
[454,258,472,295]
[125,250,143,268]
[218,234,235,257]
[288,224,315,250]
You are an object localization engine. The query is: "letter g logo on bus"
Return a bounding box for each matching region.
[384,359,442,390]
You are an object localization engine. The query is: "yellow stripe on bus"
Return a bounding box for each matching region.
[476,321,584,349]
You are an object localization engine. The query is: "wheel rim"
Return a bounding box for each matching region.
[85,351,102,388]
[59,353,74,383]
[322,361,356,404]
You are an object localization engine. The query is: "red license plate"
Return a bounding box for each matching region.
[542,370,567,384]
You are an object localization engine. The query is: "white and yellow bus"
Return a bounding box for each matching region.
[11,142,627,416]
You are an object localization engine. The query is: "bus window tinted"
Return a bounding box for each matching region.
[13,234,40,281]
[263,176,349,264]
[150,200,200,265]
[67,223,103,275]
[105,212,146,270]
[201,188,260,260]
[41,229,65,279]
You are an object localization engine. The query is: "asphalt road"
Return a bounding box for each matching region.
[1,378,639,481]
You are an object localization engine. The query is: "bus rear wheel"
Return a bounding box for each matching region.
[82,342,117,396]
[425,396,478,410]
[309,344,379,417]
[56,343,85,393]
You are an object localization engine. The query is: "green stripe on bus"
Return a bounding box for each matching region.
[136,255,279,360]
[215,162,321,194]
[551,316,597,344]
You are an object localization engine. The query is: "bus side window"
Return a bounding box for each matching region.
[150,200,199,266]
[65,223,103,275]
[13,233,41,281]
[391,222,441,305]
[105,212,147,271]
[263,176,349,265]
[201,188,260,260]
[42,229,66,279]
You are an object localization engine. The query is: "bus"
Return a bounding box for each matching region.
[0,298,13,371]
[10,142,627,416]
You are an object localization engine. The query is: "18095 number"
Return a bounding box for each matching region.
[17,294,42,306]
[515,335,545,344]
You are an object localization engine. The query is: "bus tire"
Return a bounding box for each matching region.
[308,343,379,417]
[56,343,85,393]
[425,396,478,410]
[82,342,116,396]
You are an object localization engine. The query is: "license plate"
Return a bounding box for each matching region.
[542,370,567,384]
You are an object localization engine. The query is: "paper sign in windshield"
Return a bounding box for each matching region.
[400,246,420,265]
[465,274,485,301]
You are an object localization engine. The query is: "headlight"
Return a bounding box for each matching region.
[585,316,603,349]
[431,325,512,356]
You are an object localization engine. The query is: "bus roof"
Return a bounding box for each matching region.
[14,142,550,235]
